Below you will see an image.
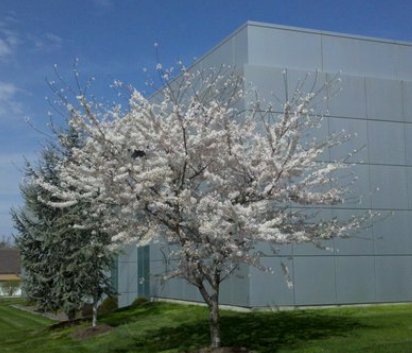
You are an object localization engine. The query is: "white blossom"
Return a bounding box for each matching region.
[37,66,371,348]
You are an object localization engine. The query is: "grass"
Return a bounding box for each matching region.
[1,297,412,352]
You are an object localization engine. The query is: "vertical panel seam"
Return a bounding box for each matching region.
[364,76,378,302]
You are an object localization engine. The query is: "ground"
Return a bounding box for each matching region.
[2,297,412,352]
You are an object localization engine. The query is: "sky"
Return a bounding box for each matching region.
[1,0,412,239]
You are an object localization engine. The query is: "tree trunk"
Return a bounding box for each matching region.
[92,299,98,328]
[208,297,221,349]
[197,277,222,348]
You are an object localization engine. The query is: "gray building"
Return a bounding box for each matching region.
[113,21,412,308]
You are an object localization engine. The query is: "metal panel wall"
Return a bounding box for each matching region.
[117,244,138,307]
[322,35,398,79]
[247,25,323,70]
[244,23,412,307]
[119,22,412,308]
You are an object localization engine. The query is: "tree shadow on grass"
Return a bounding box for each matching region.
[221,311,363,353]
[100,302,165,327]
[115,310,363,353]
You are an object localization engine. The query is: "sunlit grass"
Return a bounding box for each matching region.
[1,298,412,352]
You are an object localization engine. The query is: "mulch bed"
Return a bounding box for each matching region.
[190,348,252,353]
[49,318,86,330]
[70,324,113,340]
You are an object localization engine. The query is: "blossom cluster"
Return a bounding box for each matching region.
[37,66,366,288]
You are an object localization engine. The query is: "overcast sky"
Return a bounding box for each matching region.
[1,0,412,238]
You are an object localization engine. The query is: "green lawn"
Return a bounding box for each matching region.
[1,298,412,352]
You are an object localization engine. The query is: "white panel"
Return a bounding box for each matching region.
[370,165,408,209]
[334,164,371,208]
[294,256,337,305]
[167,277,184,299]
[322,35,398,79]
[218,264,250,306]
[248,26,322,70]
[366,78,403,121]
[117,261,129,293]
[254,241,292,256]
[373,211,412,255]
[287,69,328,114]
[234,26,248,66]
[367,120,406,165]
[127,293,136,306]
[219,274,233,305]
[407,167,412,209]
[183,282,202,302]
[327,74,366,119]
[250,257,294,306]
[287,70,330,159]
[230,264,250,307]
[300,116,330,162]
[128,262,138,295]
[149,260,164,298]
[200,37,234,68]
[149,242,169,262]
[329,117,368,163]
[397,45,412,81]
[405,124,412,166]
[118,292,129,308]
[243,65,287,111]
[292,209,335,256]
[375,256,412,302]
[118,244,138,262]
[150,259,166,276]
[335,256,376,303]
[333,209,374,255]
[293,241,335,256]
[402,81,412,123]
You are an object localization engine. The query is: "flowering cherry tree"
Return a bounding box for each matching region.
[38,66,365,348]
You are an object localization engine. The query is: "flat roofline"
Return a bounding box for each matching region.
[153,21,412,98]
[246,20,412,47]
[191,21,412,72]
[189,22,249,67]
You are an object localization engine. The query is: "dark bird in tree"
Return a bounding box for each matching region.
[131,149,146,159]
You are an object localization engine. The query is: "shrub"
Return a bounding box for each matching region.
[98,296,118,315]
[130,297,149,307]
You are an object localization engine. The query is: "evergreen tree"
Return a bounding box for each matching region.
[13,129,115,324]
[13,150,67,314]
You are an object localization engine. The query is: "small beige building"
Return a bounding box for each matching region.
[0,248,21,296]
